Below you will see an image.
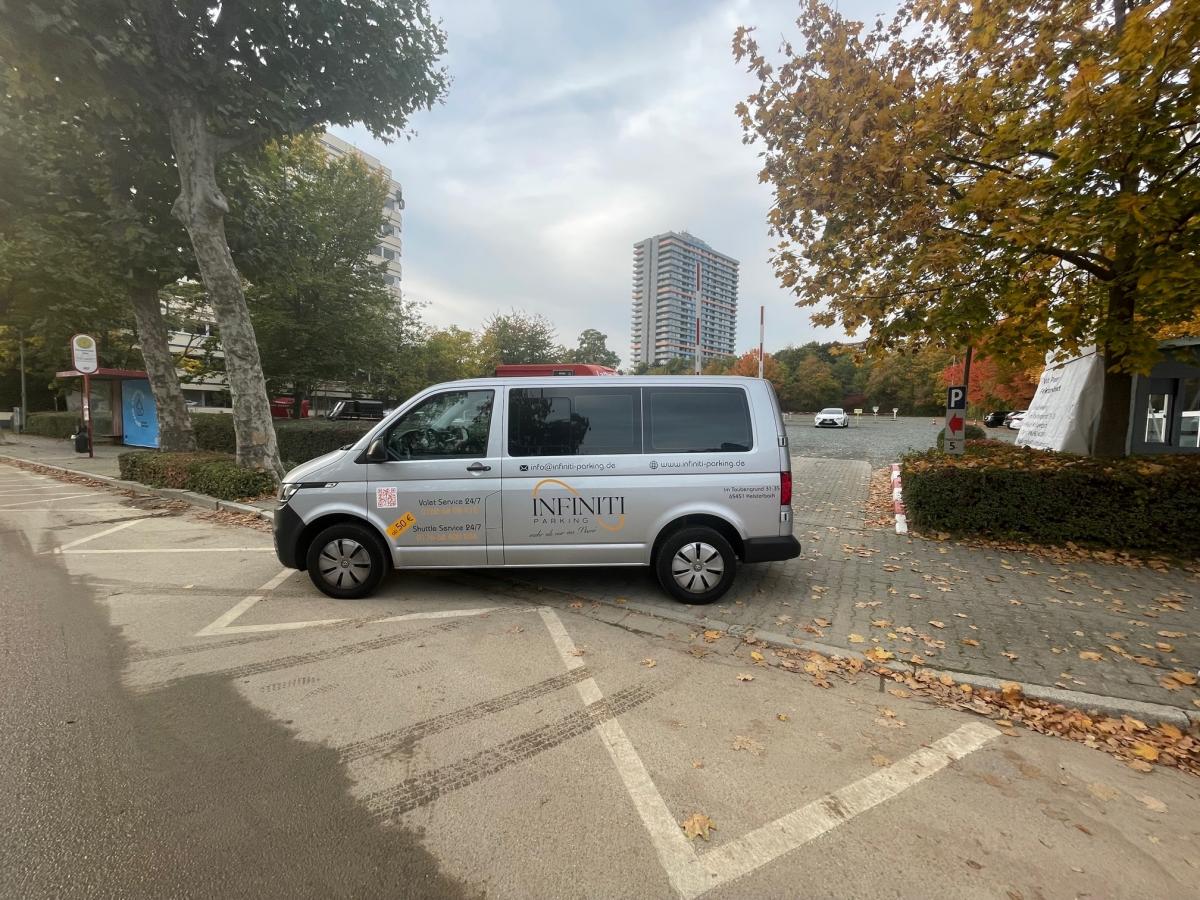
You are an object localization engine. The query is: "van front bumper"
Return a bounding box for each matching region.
[742,535,801,563]
[273,503,305,569]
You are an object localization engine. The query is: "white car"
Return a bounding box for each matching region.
[1007,413,1026,430]
[814,407,849,428]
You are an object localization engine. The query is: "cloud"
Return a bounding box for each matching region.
[334,0,887,361]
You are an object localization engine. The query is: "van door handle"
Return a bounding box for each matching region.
[466,462,491,472]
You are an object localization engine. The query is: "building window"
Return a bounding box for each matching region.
[1144,392,1170,444]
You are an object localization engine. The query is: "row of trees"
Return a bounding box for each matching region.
[634,343,1038,415]
[735,0,1200,455]
[1,0,448,477]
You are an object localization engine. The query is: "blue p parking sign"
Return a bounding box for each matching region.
[946,386,966,410]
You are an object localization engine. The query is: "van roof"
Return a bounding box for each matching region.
[427,375,771,389]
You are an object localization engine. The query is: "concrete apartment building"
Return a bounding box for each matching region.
[629,231,738,367]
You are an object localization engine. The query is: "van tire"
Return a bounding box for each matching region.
[655,527,736,605]
[306,522,388,599]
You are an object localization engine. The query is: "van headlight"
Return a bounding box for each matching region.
[278,483,300,503]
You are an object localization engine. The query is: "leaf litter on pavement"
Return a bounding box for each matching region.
[736,636,1200,778]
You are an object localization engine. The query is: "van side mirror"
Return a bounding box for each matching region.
[365,438,387,463]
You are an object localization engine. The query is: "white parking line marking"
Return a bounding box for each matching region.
[537,608,998,899]
[538,608,710,896]
[61,547,275,554]
[195,569,346,636]
[377,608,501,622]
[696,722,998,896]
[0,488,89,496]
[54,517,144,552]
[1,507,137,513]
[0,492,94,509]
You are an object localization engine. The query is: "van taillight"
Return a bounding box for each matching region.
[780,471,792,506]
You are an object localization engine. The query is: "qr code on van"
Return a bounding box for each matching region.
[375,487,398,509]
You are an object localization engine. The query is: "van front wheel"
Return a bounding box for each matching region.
[306,522,388,599]
[655,527,736,605]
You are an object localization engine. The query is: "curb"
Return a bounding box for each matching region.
[491,574,1199,729]
[0,454,274,522]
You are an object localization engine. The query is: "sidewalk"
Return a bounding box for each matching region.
[0,433,275,514]
[517,457,1200,716]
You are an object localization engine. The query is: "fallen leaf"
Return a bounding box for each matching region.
[569,601,584,609]
[680,812,716,840]
[888,688,911,698]
[871,754,891,767]
[642,658,657,668]
[736,673,754,682]
[1158,675,1183,691]
[1122,715,1147,732]
[865,648,894,662]
[703,630,723,643]
[1127,759,1154,773]
[874,716,906,728]
[939,673,955,686]
[1159,723,1183,740]
[848,633,866,644]
[1087,782,1119,801]
[750,650,765,663]
[1137,795,1167,813]
[1155,642,1175,653]
[813,617,832,627]
[691,758,704,769]
[1078,651,1104,661]
[732,735,764,755]
[615,597,627,605]
[1130,742,1160,762]
[1002,651,1019,661]
[1000,682,1022,701]
[1170,670,1197,685]
[962,638,980,647]
[1157,630,1186,639]
[928,620,945,629]
[777,713,790,722]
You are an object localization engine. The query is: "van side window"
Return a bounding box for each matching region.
[509,387,642,456]
[645,387,752,453]
[383,390,493,460]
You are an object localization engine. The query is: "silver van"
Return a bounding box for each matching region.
[274,375,800,604]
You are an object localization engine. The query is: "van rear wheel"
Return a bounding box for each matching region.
[306,522,388,599]
[655,527,736,605]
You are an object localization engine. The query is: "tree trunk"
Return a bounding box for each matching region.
[128,279,196,452]
[164,102,283,477]
[1093,281,1136,458]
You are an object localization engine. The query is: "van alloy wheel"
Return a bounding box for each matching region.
[671,541,724,594]
[317,538,372,590]
[305,522,388,600]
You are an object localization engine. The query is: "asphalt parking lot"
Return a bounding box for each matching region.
[783,416,1015,466]
[3,463,1199,899]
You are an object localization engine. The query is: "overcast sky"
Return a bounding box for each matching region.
[333,0,892,363]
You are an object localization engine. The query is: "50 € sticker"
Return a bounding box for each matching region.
[387,512,417,538]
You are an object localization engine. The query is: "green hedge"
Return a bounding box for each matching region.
[24,411,80,439]
[118,451,277,501]
[901,443,1200,555]
[189,413,371,467]
[935,424,987,450]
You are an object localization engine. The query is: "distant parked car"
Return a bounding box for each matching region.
[1007,412,1027,430]
[983,410,1013,428]
[327,398,385,421]
[1003,410,1026,428]
[814,407,849,428]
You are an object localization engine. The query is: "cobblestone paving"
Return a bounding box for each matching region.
[519,457,1200,712]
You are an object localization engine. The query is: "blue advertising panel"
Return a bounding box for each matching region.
[121,379,159,448]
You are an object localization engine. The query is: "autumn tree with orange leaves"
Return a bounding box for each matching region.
[735,0,1200,455]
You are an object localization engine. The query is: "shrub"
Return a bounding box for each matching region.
[901,444,1200,556]
[274,419,372,467]
[118,450,276,500]
[24,411,80,439]
[187,413,372,465]
[935,423,987,450]
[190,412,236,452]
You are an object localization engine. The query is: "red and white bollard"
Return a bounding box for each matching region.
[890,463,907,535]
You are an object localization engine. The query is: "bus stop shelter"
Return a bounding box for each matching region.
[55,367,159,448]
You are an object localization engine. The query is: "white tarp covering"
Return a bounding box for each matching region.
[1016,348,1105,454]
